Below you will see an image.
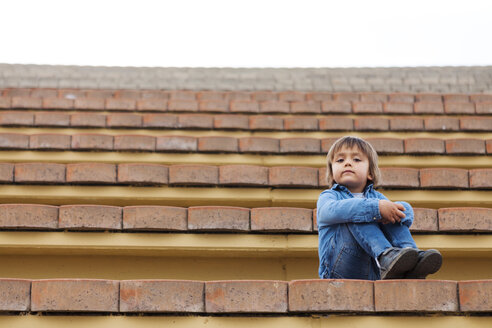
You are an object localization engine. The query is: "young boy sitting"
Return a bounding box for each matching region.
[317,136,442,280]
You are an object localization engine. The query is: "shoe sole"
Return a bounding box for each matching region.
[405,250,443,279]
[381,248,418,280]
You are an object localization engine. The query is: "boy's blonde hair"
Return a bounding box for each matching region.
[325,136,381,188]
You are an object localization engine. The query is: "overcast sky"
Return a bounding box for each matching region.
[2,0,491,67]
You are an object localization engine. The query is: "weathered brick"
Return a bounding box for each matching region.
[239,137,279,153]
[445,139,485,154]
[459,280,492,312]
[366,138,403,154]
[118,163,168,185]
[306,92,333,101]
[0,279,31,311]
[279,91,305,102]
[0,163,14,182]
[72,134,114,150]
[214,114,249,130]
[66,163,116,184]
[15,163,66,184]
[188,206,250,231]
[283,116,318,130]
[424,117,460,131]
[105,98,136,111]
[290,101,321,114]
[169,164,218,185]
[219,165,269,186]
[156,136,197,152]
[475,102,492,114]
[289,279,374,312]
[106,113,142,128]
[443,94,469,103]
[460,117,492,131]
[353,102,383,114]
[29,134,71,150]
[389,93,414,103]
[114,135,156,151]
[321,101,352,113]
[416,94,442,102]
[469,169,492,189]
[11,97,42,109]
[383,102,414,114]
[470,94,492,102]
[59,205,122,230]
[380,168,419,188]
[0,96,11,108]
[3,89,31,98]
[123,206,187,231]
[85,90,114,99]
[0,204,58,229]
[178,114,213,129]
[269,167,318,187]
[34,112,70,127]
[318,117,353,131]
[198,136,238,153]
[438,207,491,232]
[411,208,438,232]
[168,100,199,112]
[170,91,196,101]
[230,100,259,113]
[142,113,178,128]
[333,93,359,102]
[389,117,424,131]
[31,279,119,312]
[0,133,29,149]
[404,138,445,154]
[0,111,34,125]
[205,281,288,313]
[225,92,251,101]
[136,99,168,111]
[74,98,105,110]
[198,91,226,101]
[199,100,228,113]
[354,117,389,131]
[31,89,58,98]
[420,168,469,189]
[444,102,475,114]
[280,138,320,153]
[249,116,283,130]
[70,113,107,127]
[252,92,277,102]
[414,102,444,114]
[114,90,141,99]
[487,140,492,154]
[318,167,329,188]
[321,138,339,153]
[361,93,387,103]
[120,280,204,313]
[259,101,290,113]
[42,97,73,109]
[313,209,318,232]
[251,207,312,232]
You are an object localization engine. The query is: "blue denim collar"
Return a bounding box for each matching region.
[331,183,375,194]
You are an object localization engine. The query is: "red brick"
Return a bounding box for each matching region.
[120,280,204,313]
[289,279,374,312]
[321,101,352,113]
[374,280,458,312]
[469,169,492,189]
[31,279,119,312]
[170,91,196,101]
[142,113,178,128]
[318,167,329,188]
[389,117,424,131]
[475,101,492,114]
[70,113,106,127]
[445,102,475,114]
[251,207,312,232]
[0,279,31,311]
[105,98,136,111]
[42,97,73,109]
[460,117,492,131]
[198,136,238,153]
[239,137,279,153]
[33,112,70,127]
[118,163,168,185]
[0,96,11,108]
[225,92,251,101]
[106,113,142,128]
[74,98,105,110]
[252,92,277,102]
[380,168,419,188]
[438,207,491,232]
[156,136,197,152]
[0,163,13,182]
[280,138,320,154]
[259,101,290,113]
[0,204,58,229]
[279,91,305,102]
[219,165,269,186]
[123,206,187,231]
[313,209,318,232]
[269,166,318,187]
[283,116,318,130]
[188,206,250,231]
[446,139,485,154]
[290,101,321,114]
[420,168,469,189]
[72,134,113,150]
[353,102,383,114]
[205,281,288,313]
[66,163,116,184]
[383,102,413,114]
[444,94,469,103]
[15,163,66,184]
[321,138,339,153]
[59,205,122,230]
[0,133,29,149]
[3,88,31,97]
[114,90,141,99]
[199,100,228,113]
[414,102,444,114]
[0,111,34,125]
[31,89,57,98]
[404,138,445,154]
[230,100,259,113]
[214,114,249,129]
[487,140,492,154]
[389,93,414,103]
[416,94,442,102]
[459,280,492,312]
[361,93,387,103]
[198,91,226,101]
[333,93,358,102]
[354,117,389,131]
[29,134,71,150]
[178,114,214,129]
[470,94,492,102]
[366,138,403,154]
[318,116,353,130]
[114,135,156,151]
[424,117,459,131]
[11,97,42,109]
[136,99,168,111]
[141,91,169,100]
[249,116,283,130]
[168,100,199,112]
[306,92,333,101]
[169,164,218,185]
[411,208,438,232]
[85,90,114,98]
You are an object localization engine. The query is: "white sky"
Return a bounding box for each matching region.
[1,0,491,67]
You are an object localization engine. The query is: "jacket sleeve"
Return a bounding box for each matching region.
[316,190,382,228]
[371,191,415,228]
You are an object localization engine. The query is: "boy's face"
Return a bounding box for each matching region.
[331,145,372,193]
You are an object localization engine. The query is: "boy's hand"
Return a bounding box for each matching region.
[378,200,406,224]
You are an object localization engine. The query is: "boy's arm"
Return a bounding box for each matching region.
[375,191,414,227]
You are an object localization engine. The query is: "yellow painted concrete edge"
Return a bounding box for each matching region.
[0,151,490,168]
[0,185,491,208]
[0,232,490,258]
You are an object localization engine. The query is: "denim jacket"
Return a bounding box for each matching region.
[317,183,414,280]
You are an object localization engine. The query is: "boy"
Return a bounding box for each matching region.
[317,136,442,280]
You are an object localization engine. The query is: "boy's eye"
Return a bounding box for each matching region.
[354,158,361,162]
[335,159,344,163]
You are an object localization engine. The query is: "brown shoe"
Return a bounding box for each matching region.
[405,249,442,279]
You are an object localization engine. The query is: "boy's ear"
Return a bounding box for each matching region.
[367,172,373,181]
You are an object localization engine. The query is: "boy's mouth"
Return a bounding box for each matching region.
[342,170,354,174]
